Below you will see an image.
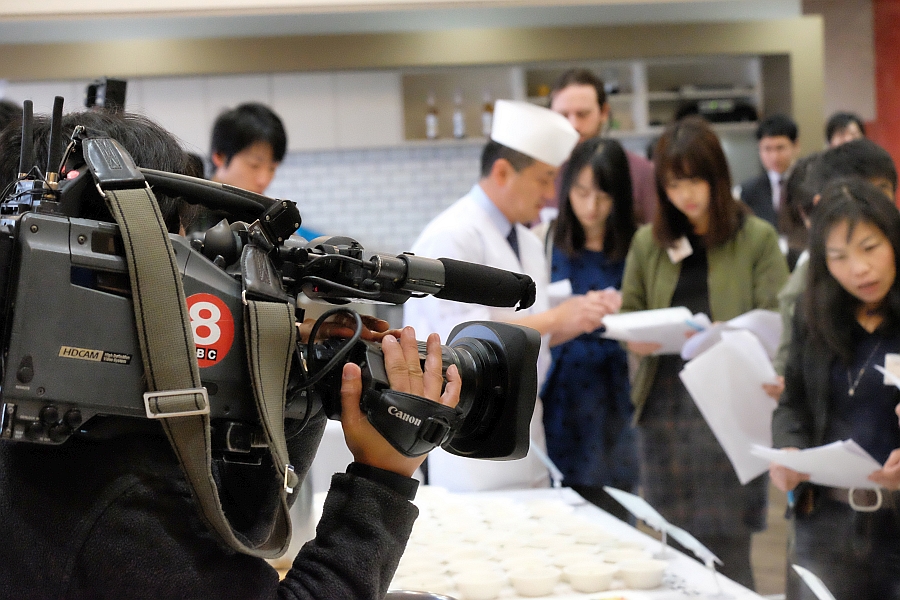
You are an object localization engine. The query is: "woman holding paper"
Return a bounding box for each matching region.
[620,116,788,589]
[771,179,900,599]
[538,138,638,520]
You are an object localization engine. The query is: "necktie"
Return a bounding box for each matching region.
[506,226,520,260]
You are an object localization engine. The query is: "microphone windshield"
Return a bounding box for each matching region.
[435,258,535,309]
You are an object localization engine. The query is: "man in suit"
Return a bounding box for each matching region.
[738,114,800,229]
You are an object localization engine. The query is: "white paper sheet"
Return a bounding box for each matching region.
[680,309,782,360]
[603,486,722,565]
[679,330,778,484]
[603,486,668,531]
[750,440,883,489]
[792,565,837,600]
[601,306,707,355]
[666,524,722,566]
[545,278,573,307]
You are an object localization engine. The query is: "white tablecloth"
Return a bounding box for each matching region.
[391,486,767,600]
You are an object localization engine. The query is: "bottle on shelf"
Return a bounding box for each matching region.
[481,92,494,138]
[452,90,466,139]
[425,92,439,140]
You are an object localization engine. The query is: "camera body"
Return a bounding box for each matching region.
[0,106,541,461]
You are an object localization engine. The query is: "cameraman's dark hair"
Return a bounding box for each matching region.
[556,137,635,261]
[0,110,191,233]
[825,111,866,143]
[0,99,20,134]
[653,116,745,248]
[549,69,607,107]
[809,138,897,194]
[804,177,900,364]
[756,114,798,142]
[480,140,535,178]
[210,103,287,165]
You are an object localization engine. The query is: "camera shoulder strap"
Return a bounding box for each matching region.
[238,236,302,501]
[86,138,293,558]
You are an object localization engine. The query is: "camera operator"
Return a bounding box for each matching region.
[0,110,461,599]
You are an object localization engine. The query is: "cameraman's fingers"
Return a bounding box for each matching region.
[360,315,390,333]
[398,327,425,395]
[382,328,424,394]
[339,362,366,431]
[423,332,445,401]
[441,364,461,409]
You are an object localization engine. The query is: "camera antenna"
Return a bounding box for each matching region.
[17,100,33,178]
[45,96,64,189]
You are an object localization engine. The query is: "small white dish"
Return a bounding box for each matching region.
[454,570,506,600]
[618,558,668,589]
[508,566,561,597]
[563,561,617,593]
[601,548,649,564]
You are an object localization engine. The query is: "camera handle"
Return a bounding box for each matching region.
[361,389,461,457]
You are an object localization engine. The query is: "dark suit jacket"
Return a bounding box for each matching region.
[739,172,777,228]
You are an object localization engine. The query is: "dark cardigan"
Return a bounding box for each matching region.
[773,309,900,450]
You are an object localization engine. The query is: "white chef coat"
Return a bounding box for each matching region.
[403,184,552,491]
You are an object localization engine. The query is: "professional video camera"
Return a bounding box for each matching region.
[0,97,541,466]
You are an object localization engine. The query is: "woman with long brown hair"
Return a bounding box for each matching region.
[620,116,788,588]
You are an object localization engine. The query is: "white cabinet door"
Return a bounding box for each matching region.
[132,77,209,154]
[335,71,403,149]
[205,74,272,126]
[272,72,338,151]
[1,80,90,116]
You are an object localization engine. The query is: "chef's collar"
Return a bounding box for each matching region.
[471,183,516,238]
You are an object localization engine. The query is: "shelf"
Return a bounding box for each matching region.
[647,88,757,102]
[605,120,757,140]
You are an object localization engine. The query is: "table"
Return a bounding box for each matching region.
[389,486,768,600]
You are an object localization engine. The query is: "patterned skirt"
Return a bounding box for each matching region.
[638,355,768,538]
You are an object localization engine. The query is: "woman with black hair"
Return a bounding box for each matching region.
[620,116,788,589]
[539,137,638,520]
[771,178,900,599]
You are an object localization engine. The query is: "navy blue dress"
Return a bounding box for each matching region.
[540,246,639,493]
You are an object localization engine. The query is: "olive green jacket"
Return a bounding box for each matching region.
[620,216,789,421]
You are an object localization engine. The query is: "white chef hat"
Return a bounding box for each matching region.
[490,100,579,168]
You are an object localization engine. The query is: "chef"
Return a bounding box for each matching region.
[404,100,618,491]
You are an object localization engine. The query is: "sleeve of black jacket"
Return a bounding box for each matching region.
[278,471,418,599]
[0,409,417,600]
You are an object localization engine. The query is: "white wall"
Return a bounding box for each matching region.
[803,0,876,125]
[267,141,482,254]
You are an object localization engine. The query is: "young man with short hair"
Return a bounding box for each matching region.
[739,114,800,228]
[210,103,287,195]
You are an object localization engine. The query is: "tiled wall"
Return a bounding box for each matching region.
[266,140,484,255]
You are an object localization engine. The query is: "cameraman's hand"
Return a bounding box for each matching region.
[339,327,461,477]
[297,314,399,342]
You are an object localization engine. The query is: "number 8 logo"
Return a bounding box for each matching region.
[186,293,235,367]
[190,301,221,345]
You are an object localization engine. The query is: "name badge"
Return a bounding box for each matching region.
[667,236,694,264]
[883,353,900,385]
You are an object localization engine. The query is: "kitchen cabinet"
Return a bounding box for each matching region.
[400,54,789,150]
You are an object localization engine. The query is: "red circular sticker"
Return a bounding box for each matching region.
[186,293,235,368]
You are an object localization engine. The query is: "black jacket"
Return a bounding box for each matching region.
[773,310,900,450]
[739,172,778,229]
[0,411,416,599]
